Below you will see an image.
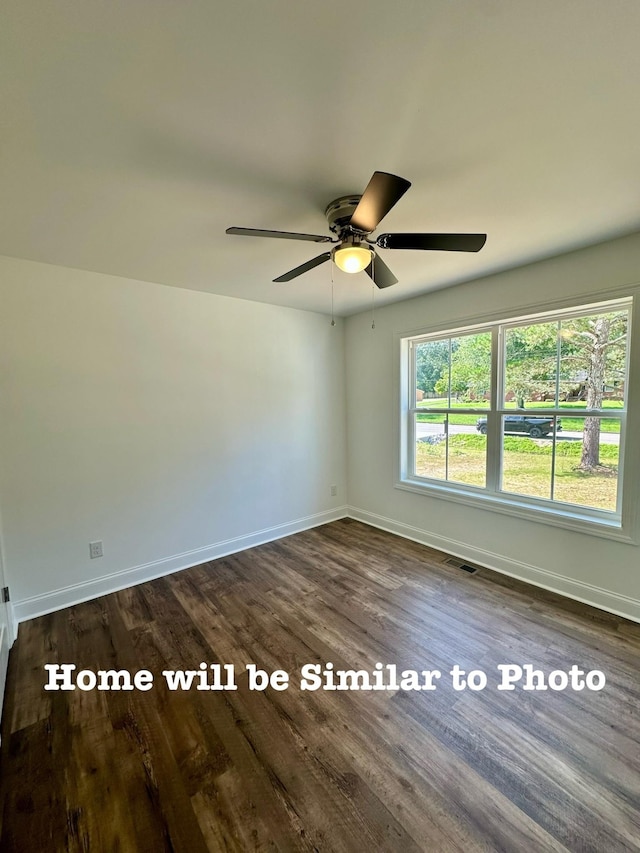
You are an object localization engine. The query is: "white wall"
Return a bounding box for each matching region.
[345,233,640,622]
[0,256,347,619]
[2,233,640,628]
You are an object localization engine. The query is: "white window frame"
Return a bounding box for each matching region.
[396,294,637,543]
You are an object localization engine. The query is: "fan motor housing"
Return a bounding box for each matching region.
[325,194,363,235]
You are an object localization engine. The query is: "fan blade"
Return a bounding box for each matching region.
[273,252,332,282]
[365,253,398,289]
[226,227,331,243]
[376,233,487,252]
[349,172,411,233]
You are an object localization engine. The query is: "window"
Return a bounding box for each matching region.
[399,298,632,534]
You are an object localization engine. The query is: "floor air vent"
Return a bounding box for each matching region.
[444,558,478,575]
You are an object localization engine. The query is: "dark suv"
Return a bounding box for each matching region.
[476,415,562,438]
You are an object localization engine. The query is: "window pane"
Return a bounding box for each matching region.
[504,322,557,407]
[448,415,486,488]
[558,310,629,409]
[415,414,487,487]
[415,332,492,409]
[415,414,447,480]
[415,340,450,406]
[449,332,492,405]
[500,417,553,500]
[553,417,620,512]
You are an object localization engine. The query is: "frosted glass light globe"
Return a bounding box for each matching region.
[333,244,372,274]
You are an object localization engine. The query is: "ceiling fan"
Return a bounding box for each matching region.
[226,171,486,288]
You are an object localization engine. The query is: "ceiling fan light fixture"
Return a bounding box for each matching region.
[333,243,372,274]
[227,170,487,288]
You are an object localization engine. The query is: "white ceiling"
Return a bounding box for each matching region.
[2,1,640,316]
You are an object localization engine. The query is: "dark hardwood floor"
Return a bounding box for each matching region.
[1,519,639,851]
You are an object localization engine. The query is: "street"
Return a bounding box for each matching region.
[415,422,620,445]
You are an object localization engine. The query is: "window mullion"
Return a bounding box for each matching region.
[485,325,501,493]
[616,413,626,516]
[407,342,417,478]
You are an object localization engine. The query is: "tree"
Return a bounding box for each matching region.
[559,313,627,470]
[415,340,451,395]
[504,322,557,403]
[502,312,627,469]
[436,333,491,401]
[449,311,628,471]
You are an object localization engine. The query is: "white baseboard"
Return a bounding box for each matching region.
[6,602,18,645]
[11,504,640,627]
[348,506,640,624]
[13,507,348,625]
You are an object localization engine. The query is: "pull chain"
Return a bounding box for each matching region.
[330,259,335,326]
[371,254,376,330]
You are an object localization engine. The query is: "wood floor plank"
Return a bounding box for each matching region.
[1,518,638,851]
[8,612,55,733]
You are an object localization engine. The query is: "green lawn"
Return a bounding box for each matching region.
[416,399,622,433]
[415,434,618,511]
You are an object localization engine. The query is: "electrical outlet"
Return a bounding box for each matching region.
[89,540,103,559]
[330,484,337,496]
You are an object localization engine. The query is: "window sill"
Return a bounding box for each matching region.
[395,477,635,544]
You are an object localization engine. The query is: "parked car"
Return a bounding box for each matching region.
[476,415,562,438]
